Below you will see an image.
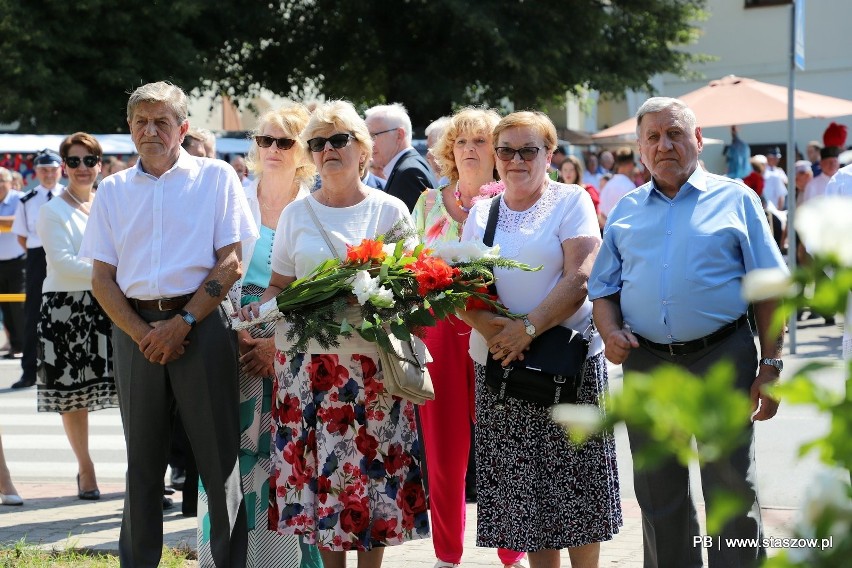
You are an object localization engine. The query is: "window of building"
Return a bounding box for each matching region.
[745,0,792,8]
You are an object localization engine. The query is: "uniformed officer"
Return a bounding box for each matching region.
[0,168,26,359]
[10,150,63,389]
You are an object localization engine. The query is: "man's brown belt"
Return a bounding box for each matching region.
[130,294,193,312]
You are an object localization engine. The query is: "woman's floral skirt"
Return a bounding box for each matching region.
[269,349,430,551]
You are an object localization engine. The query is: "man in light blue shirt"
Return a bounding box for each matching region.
[589,97,787,568]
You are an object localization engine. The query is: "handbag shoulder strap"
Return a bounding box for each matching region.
[305,196,341,260]
[483,195,501,247]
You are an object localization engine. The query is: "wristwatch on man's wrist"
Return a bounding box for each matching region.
[759,358,783,372]
[522,316,537,339]
[179,309,197,329]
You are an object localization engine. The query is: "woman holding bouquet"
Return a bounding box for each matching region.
[459,112,622,568]
[242,100,429,567]
[412,107,526,568]
[197,104,322,568]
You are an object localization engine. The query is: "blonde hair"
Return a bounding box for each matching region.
[127,81,188,123]
[302,100,372,177]
[433,107,501,184]
[492,111,558,153]
[246,103,316,187]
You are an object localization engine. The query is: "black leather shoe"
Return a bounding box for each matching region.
[10,377,36,389]
[77,474,101,501]
[163,496,174,510]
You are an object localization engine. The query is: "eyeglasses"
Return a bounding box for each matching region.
[495,146,542,161]
[306,133,355,153]
[254,135,296,150]
[369,128,397,141]
[64,155,100,169]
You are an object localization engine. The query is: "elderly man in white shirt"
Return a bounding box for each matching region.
[79,81,257,568]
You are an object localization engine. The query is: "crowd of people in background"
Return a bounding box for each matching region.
[0,79,849,568]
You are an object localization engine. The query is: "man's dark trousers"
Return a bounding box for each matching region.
[0,254,26,353]
[623,325,766,568]
[21,247,46,381]
[113,305,247,568]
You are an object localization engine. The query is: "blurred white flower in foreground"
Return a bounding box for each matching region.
[795,196,852,266]
[787,468,852,563]
[551,404,603,441]
[741,268,798,302]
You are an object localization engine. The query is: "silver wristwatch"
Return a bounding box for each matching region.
[179,309,198,329]
[522,316,536,338]
[759,358,783,372]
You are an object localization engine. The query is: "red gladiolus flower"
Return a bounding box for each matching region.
[465,286,498,312]
[346,238,386,264]
[412,255,459,296]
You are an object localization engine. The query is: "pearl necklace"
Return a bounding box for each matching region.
[65,188,90,209]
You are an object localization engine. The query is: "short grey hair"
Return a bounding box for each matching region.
[635,97,697,137]
[364,103,413,145]
[127,81,188,124]
[0,167,11,182]
[425,116,451,143]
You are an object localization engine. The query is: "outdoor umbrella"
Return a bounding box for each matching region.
[592,75,852,138]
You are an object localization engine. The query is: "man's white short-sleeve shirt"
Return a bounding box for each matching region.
[79,150,258,299]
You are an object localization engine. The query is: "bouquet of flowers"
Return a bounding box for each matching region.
[235,224,539,358]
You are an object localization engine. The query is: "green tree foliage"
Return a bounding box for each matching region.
[0,0,266,132]
[216,0,708,127]
[0,0,707,132]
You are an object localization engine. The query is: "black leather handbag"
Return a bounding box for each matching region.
[484,324,589,407]
[481,196,590,407]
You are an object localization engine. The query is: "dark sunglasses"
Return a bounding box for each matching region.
[307,133,354,153]
[495,146,542,162]
[64,155,100,169]
[254,135,296,150]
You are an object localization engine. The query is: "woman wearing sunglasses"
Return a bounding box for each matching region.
[458,112,622,568]
[241,100,428,567]
[35,132,117,501]
[194,104,323,568]
[411,107,528,568]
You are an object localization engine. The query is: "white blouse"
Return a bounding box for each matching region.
[461,182,603,365]
[37,198,92,293]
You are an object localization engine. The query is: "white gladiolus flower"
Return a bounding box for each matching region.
[370,286,395,308]
[795,196,852,266]
[350,270,378,305]
[551,404,603,437]
[349,270,395,307]
[741,268,797,302]
[382,243,397,257]
[433,241,500,263]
